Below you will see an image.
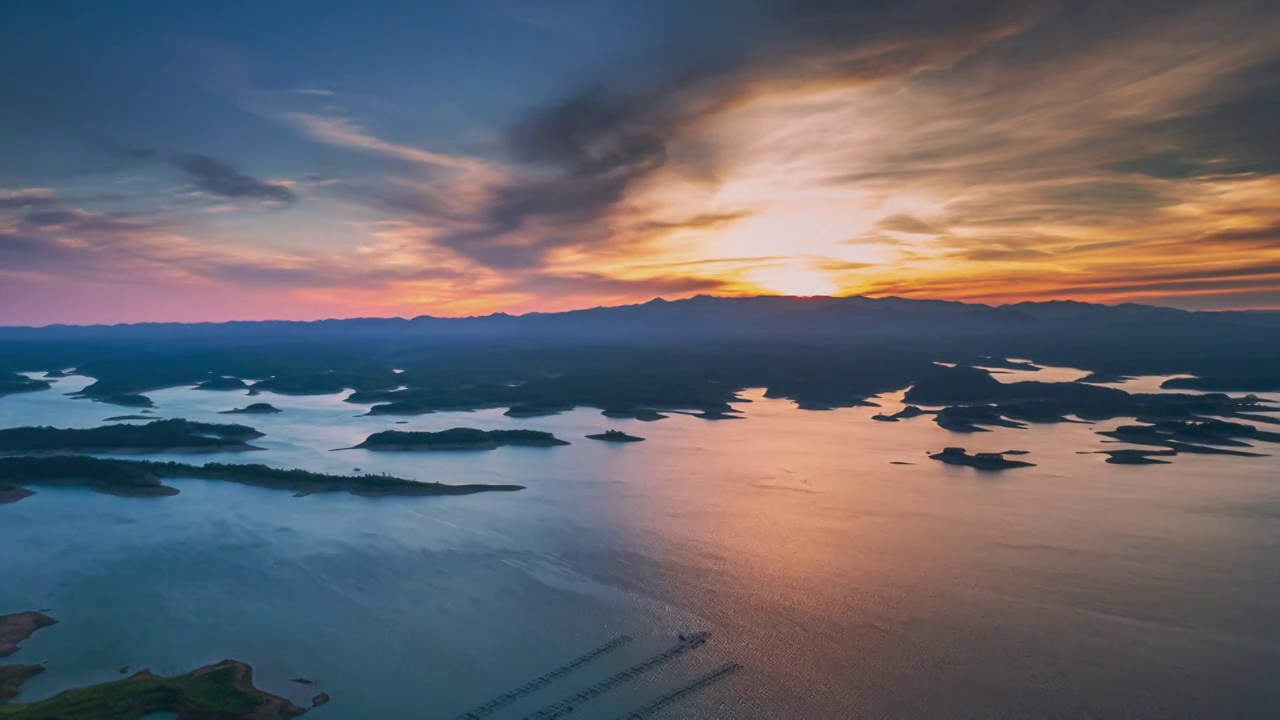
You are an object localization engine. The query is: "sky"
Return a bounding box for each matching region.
[2,0,1279,325]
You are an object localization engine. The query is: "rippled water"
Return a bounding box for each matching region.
[2,372,1279,719]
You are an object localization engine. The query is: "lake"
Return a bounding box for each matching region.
[3,370,1279,719]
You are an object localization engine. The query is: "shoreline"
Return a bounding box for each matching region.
[0,611,312,719]
[0,456,525,506]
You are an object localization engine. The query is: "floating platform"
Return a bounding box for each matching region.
[609,662,743,719]
[520,632,713,720]
[452,635,635,720]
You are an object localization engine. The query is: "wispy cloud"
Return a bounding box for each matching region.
[286,113,491,172]
[172,154,298,204]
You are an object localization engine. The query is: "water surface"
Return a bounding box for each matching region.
[2,373,1279,718]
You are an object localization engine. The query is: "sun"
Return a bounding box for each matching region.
[748,264,838,297]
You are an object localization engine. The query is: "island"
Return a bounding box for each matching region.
[363,401,436,416]
[601,407,668,422]
[0,456,525,504]
[0,612,310,718]
[585,430,645,443]
[84,393,155,408]
[1098,419,1280,450]
[1096,449,1176,465]
[193,376,250,391]
[504,403,575,418]
[928,447,1036,470]
[346,428,570,451]
[220,403,283,415]
[908,365,1278,422]
[0,419,264,454]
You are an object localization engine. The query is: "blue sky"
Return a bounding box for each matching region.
[2,0,1279,324]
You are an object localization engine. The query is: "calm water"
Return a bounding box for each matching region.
[2,372,1280,719]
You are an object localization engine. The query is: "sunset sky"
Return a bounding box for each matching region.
[2,0,1279,325]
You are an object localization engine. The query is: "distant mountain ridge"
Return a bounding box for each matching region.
[2,295,1275,342]
[3,295,1279,399]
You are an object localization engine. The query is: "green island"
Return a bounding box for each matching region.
[585,430,645,443]
[0,420,264,454]
[928,447,1036,470]
[348,428,570,451]
[0,611,311,719]
[0,455,524,504]
[220,403,283,415]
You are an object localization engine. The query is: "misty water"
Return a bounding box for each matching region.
[3,371,1280,719]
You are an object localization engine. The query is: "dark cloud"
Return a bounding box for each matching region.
[0,192,59,211]
[20,208,160,234]
[173,154,298,204]
[429,0,1057,270]
[1114,47,1280,179]
[0,232,53,262]
[1198,224,1280,248]
[192,258,462,288]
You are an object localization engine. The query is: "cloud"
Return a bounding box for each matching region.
[324,0,1058,277]
[0,195,468,292]
[0,188,58,210]
[172,154,298,204]
[468,1,1052,226]
[875,213,939,235]
[286,114,488,172]
[8,0,1280,320]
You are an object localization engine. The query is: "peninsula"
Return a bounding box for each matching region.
[0,613,312,719]
[0,612,55,659]
[0,456,524,504]
[348,428,569,451]
[0,419,264,454]
[0,373,49,400]
[193,376,250,391]
[1,611,57,705]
